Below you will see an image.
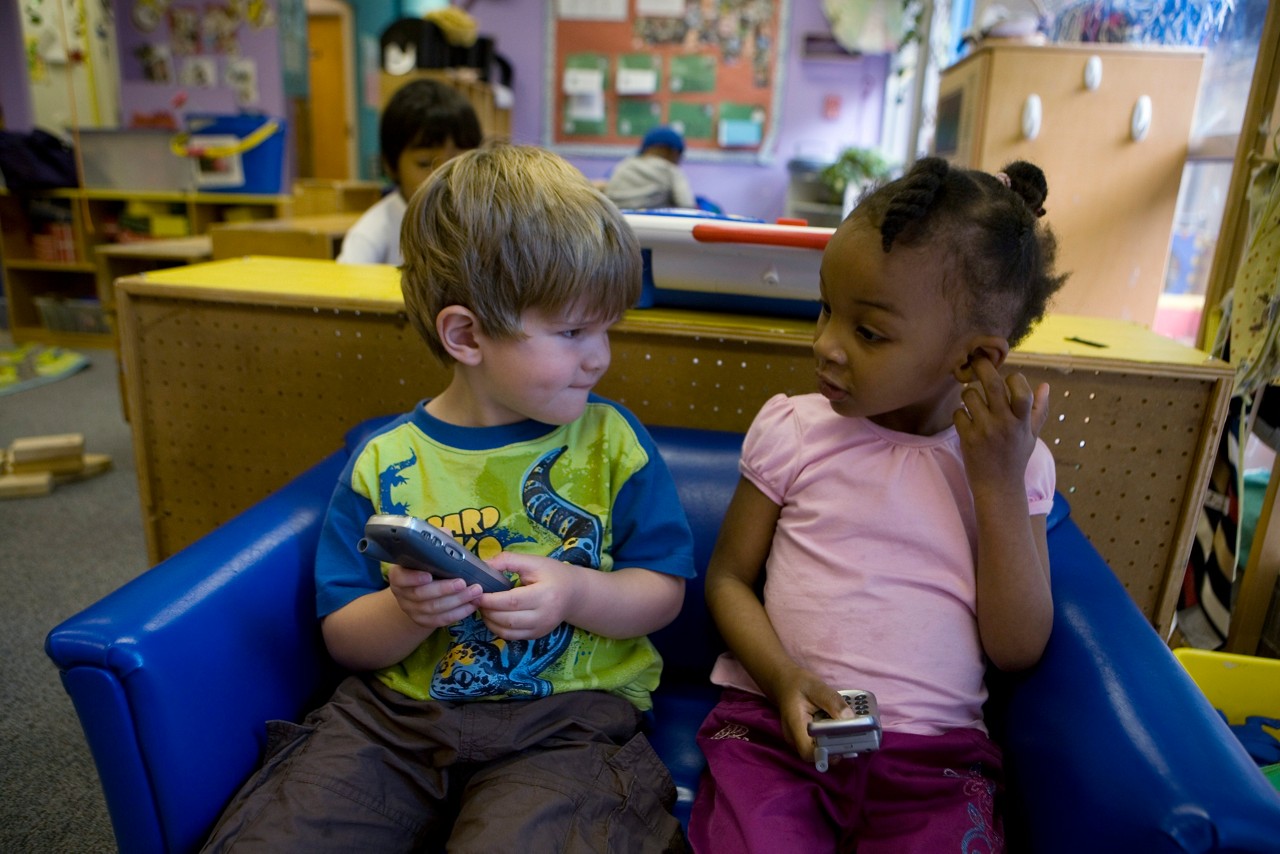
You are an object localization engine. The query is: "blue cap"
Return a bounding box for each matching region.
[641,126,684,155]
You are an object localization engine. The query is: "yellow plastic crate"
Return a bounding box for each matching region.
[1173,648,1280,726]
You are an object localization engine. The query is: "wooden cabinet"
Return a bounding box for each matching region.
[936,43,1204,327]
[0,188,291,348]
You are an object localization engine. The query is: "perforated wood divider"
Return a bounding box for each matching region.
[1014,364,1229,632]
[120,296,443,560]
[118,280,1229,637]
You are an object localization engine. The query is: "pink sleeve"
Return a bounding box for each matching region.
[1025,439,1056,517]
[740,394,802,506]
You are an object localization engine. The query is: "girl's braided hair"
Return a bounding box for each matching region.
[858,156,1067,347]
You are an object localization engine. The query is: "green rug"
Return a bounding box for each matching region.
[0,342,89,396]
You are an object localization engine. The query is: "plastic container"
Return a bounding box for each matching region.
[77,128,195,191]
[1175,648,1280,792]
[1173,648,1280,726]
[174,114,286,194]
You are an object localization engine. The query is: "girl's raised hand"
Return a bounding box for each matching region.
[954,355,1049,490]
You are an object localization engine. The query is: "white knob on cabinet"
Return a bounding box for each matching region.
[1022,94,1042,141]
[1084,55,1103,90]
[1131,95,1152,141]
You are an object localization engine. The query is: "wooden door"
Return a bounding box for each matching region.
[307,13,350,179]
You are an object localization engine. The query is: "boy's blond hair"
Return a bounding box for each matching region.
[400,143,642,363]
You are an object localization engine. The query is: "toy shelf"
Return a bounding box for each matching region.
[0,188,291,348]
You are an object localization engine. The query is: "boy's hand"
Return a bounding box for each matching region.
[476,552,579,640]
[772,668,854,763]
[386,564,483,630]
[954,355,1049,491]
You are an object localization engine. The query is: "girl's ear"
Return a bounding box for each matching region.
[436,306,482,366]
[953,335,1011,382]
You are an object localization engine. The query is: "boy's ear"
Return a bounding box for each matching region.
[382,156,398,183]
[436,306,482,365]
[953,335,1010,382]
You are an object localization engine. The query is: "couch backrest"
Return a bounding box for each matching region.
[646,426,742,684]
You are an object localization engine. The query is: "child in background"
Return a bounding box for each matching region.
[605,125,697,211]
[688,157,1068,853]
[203,144,695,853]
[336,78,482,265]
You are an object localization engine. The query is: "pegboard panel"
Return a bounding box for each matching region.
[1017,364,1227,632]
[120,296,445,560]
[602,329,813,432]
[117,267,1230,637]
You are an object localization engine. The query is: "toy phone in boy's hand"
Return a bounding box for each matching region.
[359,514,513,593]
[808,689,882,772]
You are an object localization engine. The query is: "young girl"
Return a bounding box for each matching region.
[688,157,1067,853]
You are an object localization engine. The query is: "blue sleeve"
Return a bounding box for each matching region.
[315,467,384,618]
[608,406,696,580]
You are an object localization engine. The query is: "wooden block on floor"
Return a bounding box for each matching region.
[8,433,85,464]
[8,454,88,475]
[53,453,113,483]
[0,471,54,498]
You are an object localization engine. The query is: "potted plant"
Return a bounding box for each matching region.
[819,146,893,206]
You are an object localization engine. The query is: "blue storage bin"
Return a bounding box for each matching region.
[174,114,286,195]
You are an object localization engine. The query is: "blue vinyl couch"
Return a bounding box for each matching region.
[46,421,1280,853]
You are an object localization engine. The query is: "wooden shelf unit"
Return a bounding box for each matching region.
[115,257,1231,638]
[937,43,1204,326]
[0,188,292,348]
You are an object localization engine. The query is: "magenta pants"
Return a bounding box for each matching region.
[688,689,1005,854]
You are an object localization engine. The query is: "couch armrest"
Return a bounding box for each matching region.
[999,515,1280,853]
[45,452,345,854]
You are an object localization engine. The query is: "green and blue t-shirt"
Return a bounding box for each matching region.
[315,396,694,711]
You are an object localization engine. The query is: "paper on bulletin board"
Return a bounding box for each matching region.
[617,100,662,137]
[637,0,686,14]
[558,0,627,21]
[563,53,609,135]
[719,104,765,147]
[564,66,604,95]
[669,102,715,141]
[617,54,660,96]
[549,0,789,161]
[669,55,717,94]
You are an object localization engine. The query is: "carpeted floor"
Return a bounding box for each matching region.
[0,332,146,853]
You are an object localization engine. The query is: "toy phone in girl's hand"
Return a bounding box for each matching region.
[808,689,882,772]
[359,514,513,593]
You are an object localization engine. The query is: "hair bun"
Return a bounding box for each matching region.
[1002,161,1048,218]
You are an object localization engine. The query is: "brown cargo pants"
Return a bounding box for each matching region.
[201,675,687,853]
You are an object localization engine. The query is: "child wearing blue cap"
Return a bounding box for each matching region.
[605,125,697,210]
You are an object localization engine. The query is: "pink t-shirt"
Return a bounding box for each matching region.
[710,393,1056,736]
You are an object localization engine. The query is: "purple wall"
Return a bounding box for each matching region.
[0,0,33,130]
[470,0,888,222]
[113,0,287,127]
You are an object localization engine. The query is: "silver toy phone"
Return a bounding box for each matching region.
[807,689,882,772]
[358,514,513,593]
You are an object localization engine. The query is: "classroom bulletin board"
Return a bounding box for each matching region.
[548,0,791,161]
